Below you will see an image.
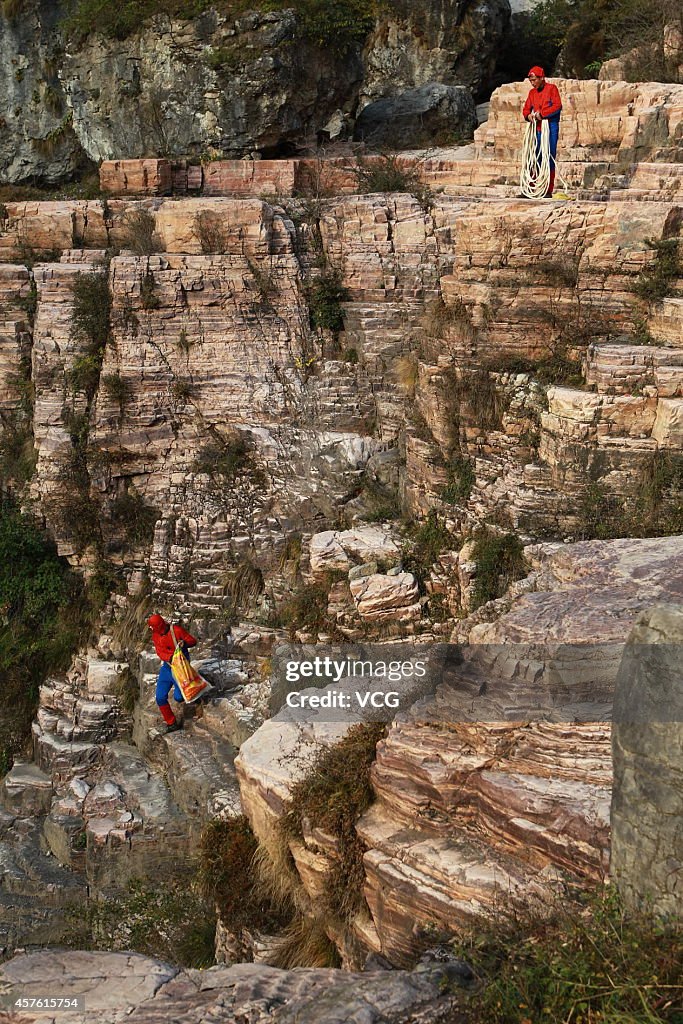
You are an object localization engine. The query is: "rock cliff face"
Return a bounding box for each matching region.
[0,74,682,974]
[0,0,509,184]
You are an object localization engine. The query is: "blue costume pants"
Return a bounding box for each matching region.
[535,120,560,166]
[155,661,183,707]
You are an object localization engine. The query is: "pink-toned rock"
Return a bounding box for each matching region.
[349,572,420,622]
[99,158,173,195]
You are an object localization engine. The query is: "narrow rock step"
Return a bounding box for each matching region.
[0,764,53,817]
[32,723,100,781]
[162,730,241,821]
[103,742,188,829]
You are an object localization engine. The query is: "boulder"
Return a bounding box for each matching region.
[354,83,477,149]
[0,950,468,1023]
[349,572,421,622]
[611,604,683,919]
[310,526,401,577]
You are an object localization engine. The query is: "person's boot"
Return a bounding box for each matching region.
[165,720,183,734]
[546,168,556,198]
[159,703,177,729]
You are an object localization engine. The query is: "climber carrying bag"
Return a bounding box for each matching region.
[169,624,211,703]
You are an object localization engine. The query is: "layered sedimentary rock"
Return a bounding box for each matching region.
[237,536,683,965]
[1,73,682,971]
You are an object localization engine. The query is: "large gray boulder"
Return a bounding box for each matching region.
[354,83,478,148]
[611,604,683,919]
[0,950,470,1023]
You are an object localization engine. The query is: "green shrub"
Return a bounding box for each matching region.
[633,238,681,303]
[69,270,111,398]
[193,433,254,481]
[307,271,349,333]
[454,885,683,1024]
[121,209,161,256]
[247,257,277,305]
[402,511,458,587]
[0,501,84,774]
[578,457,683,540]
[101,372,132,411]
[471,531,528,609]
[276,579,334,637]
[109,489,158,546]
[578,482,629,540]
[354,154,433,212]
[69,878,216,969]
[0,414,36,486]
[198,815,292,933]
[281,723,386,923]
[140,270,160,310]
[440,455,475,504]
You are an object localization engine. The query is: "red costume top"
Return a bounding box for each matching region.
[522,81,562,130]
[148,614,196,663]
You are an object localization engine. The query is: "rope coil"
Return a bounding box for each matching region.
[520,118,552,199]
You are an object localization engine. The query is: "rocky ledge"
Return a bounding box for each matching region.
[0,950,470,1024]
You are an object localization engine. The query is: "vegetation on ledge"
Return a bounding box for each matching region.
[282,723,386,924]
[0,501,84,775]
[455,886,683,1024]
[62,0,382,54]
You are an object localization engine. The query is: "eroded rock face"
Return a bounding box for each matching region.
[361,0,510,102]
[0,0,509,183]
[357,536,683,963]
[0,950,467,1024]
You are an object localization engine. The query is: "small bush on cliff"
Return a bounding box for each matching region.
[195,210,230,255]
[101,371,132,412]
[199,815,293,933]
[440,454,475,504]
[307,271,349,333]
[633,238,681,303]
[193,432,265,487]
[402,511,458,587]
[140,270,160,309]
[69,270,112,398]
[109,488,158,546]
[455,886,683,1024]
[121,209,162,256]
[0,501,83,774]
[354,154,433,212]
[281,723,386,924]
[471,530,528,609]
[69,879,216,969]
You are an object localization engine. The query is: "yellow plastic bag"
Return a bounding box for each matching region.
[169,626,210,703]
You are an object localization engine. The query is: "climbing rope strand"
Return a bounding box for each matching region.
[520,118,552,199]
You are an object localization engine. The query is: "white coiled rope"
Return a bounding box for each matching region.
[520,117,551,199]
